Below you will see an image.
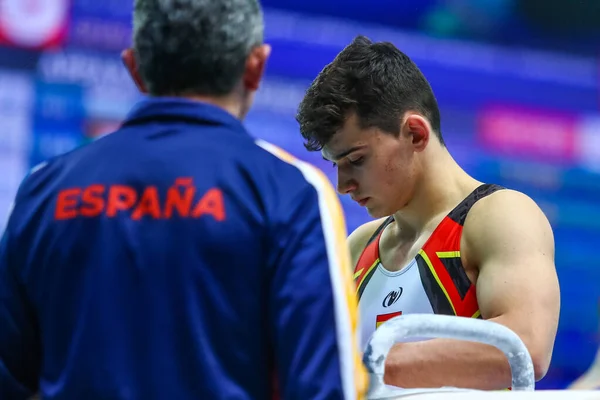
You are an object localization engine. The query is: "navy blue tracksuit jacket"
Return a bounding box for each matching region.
[0,98,367,399]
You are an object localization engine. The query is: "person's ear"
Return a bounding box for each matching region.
[121,48,148,94]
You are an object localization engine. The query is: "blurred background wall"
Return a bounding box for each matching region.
[0,0,599,390]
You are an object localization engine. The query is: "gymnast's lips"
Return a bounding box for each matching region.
[353,197,369,206]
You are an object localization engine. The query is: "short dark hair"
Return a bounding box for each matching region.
[133,0,264,97]
[296,35,443,151]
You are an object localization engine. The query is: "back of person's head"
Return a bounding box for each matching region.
[124,0,269,114]
[297,35,443,151]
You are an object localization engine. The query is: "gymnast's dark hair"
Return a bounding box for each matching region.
[296,35,443,151]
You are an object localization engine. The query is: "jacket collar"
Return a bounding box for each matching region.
[123,97,247,134]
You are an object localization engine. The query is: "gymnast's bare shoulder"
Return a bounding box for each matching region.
[347,217,389,267]
[461,188,559,379]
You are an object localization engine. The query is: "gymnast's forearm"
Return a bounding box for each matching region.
[383,338,512,390]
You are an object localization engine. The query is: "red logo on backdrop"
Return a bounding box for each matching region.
[477,105,578,164]
[0,0,69,49]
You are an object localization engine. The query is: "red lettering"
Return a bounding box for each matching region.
[164,177,195,218]
[55,183,227,222]
[106,185,137,217]
[55,188,81,220]
[191,188,225,221]
[80,184,105,217]
[132,186,162,220]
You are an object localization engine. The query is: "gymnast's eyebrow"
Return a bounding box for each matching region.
[323,145,367,161]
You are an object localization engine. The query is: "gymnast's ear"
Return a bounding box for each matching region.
[121,48,148,94]
[403,113,430,152]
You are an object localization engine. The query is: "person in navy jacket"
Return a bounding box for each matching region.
[0,0,367,399]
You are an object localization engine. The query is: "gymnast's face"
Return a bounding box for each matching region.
[322,113,429,218]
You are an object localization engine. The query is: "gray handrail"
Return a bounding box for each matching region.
[363,314,535,399]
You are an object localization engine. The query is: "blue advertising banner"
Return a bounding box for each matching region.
[30,82,86,166]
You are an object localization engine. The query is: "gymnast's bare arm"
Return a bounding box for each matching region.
[384,189,560,390]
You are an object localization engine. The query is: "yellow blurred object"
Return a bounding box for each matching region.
[567,297,600,390]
